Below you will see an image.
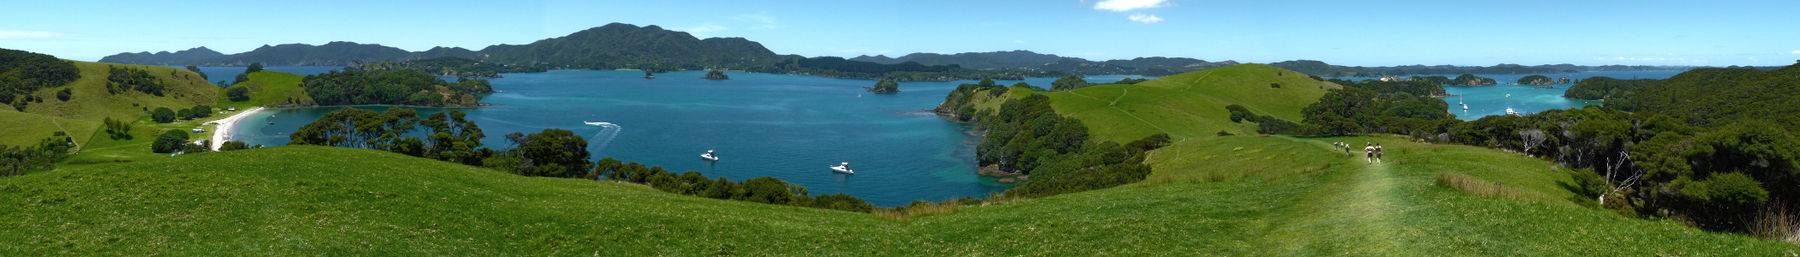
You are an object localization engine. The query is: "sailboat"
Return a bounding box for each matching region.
[1460,96,1468,111]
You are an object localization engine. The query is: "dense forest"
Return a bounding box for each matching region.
[1566,63,1800,130]
[1281,63,1800,235]
[287,107,876,213]
[851,50,1234,76]
[1,48,81,111]
[1446,74,1498,86]
[300,68,493,106]
[935,83,1168,198]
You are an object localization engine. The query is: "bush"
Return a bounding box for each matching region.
[55,88,71,101]
[218,141,250,151]
[151,130,189,153]
[226,86,250,101]
[151,107,176,123]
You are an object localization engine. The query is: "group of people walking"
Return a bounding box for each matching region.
[1333,141,1383,164]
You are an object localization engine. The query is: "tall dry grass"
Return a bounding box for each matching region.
[1751,204,1800,245]
[1435,172,1556,202]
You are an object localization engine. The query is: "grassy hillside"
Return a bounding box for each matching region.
[3,64,1794,254]
[4,61,217,149]
[218,70,312,110]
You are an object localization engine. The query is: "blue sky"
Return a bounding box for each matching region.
[1,0,1796,66]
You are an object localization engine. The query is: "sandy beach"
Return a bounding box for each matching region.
[205,107,265,151]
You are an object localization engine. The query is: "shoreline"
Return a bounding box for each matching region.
[206,107,265,151]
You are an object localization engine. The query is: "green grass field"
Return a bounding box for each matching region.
[217,70,311,110]
[3,64,1794,255]
[4,61,217,150]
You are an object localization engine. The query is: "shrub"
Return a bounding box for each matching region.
[218,141,250,151]
[151,107,176,123]
[151,130,189,153]
[55,88,71,101]
[226,86,250,101]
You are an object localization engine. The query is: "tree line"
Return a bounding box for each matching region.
[0,48,80,111]
[0,135,73,177]
[300,68,493,106]
[287,107,876,213]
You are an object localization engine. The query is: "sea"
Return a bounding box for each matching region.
[222,68,1145,206]
[1331,70,1687,120]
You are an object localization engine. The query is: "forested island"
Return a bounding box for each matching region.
[1446,74,1498,86]
[702,70,729,80]
[1515,75,1570,85]
[865,80,898,94]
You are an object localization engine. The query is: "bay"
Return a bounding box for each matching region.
[229,70,1144,206]
[1335,70,1686,120]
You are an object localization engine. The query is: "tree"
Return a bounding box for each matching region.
[226,86,250,101]
[151,107,176,123]
[516,128,592,178]
[185,65,207,80]
[1519,129,1547,156]
[741,177,793,204]
[151,130,189,153]
[1051,75,1089,91]
[218,141,250,151]
[245,63,263,73]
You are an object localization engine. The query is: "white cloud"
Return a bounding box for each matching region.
[1791,50,1800,54]
[1095,0,1172,12]
[733,12,785,30]
[1604,56,1688,62]
[1013,40,1026,44]
[683,24,727,38]
[0,30,61,39]
[1128,14,1165,23]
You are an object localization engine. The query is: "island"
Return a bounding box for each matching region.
[865,79,899,94]
[1516,75,1571,85]
[703,70,729,80]
[1446,73,1497,86]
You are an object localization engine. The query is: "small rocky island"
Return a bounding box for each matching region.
[1447,74,1497,86]
[1517,75,1571,85]
[865,79,899,94]
[703,70,729,80]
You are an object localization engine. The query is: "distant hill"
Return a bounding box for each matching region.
[476,23,781,70]
[853,50,1235,76]
[95,47,226,66]
[1270,60,1691,77]
[1567,63,1800,129]
[851,50,1067,69]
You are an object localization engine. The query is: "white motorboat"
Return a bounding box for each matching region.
[1505,107,1519,116]
[830,162,854,174]
[584,121,608,126]
[700,150,719,161]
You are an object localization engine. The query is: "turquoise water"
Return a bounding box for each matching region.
[230,70,1144,206]
[1336,70,1685,120]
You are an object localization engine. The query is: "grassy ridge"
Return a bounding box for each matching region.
[4,61,217,149]
[218,70,311,110]
[3,64,1794,254]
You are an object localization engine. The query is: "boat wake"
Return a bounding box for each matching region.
[585,121,622,153]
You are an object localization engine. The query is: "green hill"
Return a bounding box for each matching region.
[218,70,312,109]
[4,61,218,149]
[3,64,1795,255]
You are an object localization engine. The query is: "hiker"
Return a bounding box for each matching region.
[1375,144,1385,164]
[1364,143,1375,164]
[1342,142,1351,157]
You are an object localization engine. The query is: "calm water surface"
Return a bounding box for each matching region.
[231,70,1144,206]
[1336,70,1686,120]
